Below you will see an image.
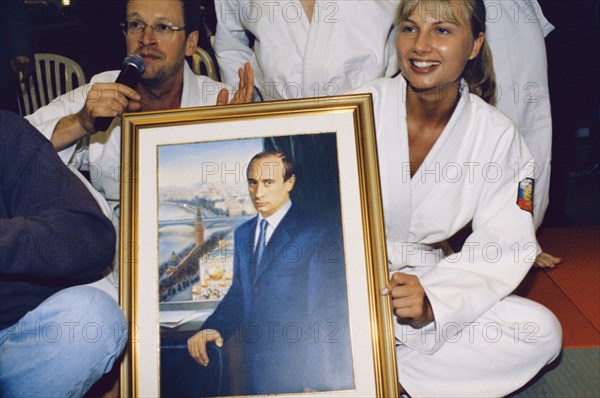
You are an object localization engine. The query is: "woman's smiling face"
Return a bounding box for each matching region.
[396,1,484,96]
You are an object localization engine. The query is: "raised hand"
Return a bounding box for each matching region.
[216,62,255,106]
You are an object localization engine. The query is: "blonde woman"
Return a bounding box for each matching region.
[355,0,562,395]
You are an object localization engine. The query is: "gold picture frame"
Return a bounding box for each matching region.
[119,95,397,397]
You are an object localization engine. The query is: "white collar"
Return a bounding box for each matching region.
[258,200,292,231]
[181,62,196,108]
[180,62,225,107]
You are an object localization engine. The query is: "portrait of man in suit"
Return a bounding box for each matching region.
[187,150,354,395]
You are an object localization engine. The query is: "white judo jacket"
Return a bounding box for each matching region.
[356,75,539,353]
[353,76,562,397]
[214,0,400,100]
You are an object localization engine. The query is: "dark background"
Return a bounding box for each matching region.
[541,0,600,227]
[17,0,600,227]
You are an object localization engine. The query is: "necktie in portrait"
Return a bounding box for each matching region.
[254,219,268,281]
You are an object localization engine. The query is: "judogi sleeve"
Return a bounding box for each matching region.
[384,26,399,77]
[25,71,119,166]
[214,0,255,87]
[24,84,89,164]
[484,0,554,228]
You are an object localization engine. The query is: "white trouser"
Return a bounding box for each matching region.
[396,295,562,397]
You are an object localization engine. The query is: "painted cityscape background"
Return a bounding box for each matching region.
[157,138,263,303]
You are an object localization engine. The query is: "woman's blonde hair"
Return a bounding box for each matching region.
[395,0,496,104]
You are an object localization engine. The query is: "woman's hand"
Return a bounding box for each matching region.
[382,272,434,328]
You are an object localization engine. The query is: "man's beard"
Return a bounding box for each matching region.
[140,59,185,89]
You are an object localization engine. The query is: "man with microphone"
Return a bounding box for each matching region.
[26,0,253,300]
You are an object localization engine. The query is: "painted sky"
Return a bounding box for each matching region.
[158,138,264,189]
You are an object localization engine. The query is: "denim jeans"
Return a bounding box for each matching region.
[0,286,127,397]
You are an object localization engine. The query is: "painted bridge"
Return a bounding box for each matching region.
[158,202,251,228]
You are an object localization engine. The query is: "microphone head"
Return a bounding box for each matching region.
[123,54,145,75]
[93,54,145,132]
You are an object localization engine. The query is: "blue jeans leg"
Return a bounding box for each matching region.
[0,286,127,398]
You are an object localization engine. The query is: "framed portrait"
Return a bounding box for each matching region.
[120,95,397,397]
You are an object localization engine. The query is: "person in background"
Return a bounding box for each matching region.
[0,110,126,397]
[213,0,400,101]
[354,0,561,395]
[484,0,560,268]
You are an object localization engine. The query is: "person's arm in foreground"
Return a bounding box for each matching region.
[0,111,115,279]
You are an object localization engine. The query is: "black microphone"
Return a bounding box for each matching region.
[93,54,145,132]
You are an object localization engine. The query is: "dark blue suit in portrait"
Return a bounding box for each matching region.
[201,205,354,395]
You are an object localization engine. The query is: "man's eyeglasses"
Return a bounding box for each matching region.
[120,20,186,37]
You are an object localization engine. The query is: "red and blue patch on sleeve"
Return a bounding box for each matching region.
[517,178,534,214]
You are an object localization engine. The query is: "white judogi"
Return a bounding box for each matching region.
[214,0,400,100]
[484,0,554,227]
[355,76,561,397]
[25,63,226,299]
